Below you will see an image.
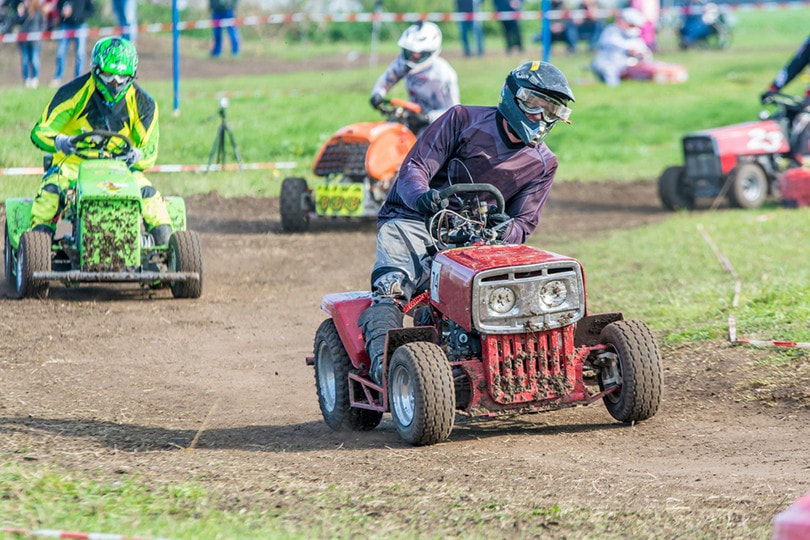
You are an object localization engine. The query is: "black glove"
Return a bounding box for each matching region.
[410,112,430,133]
[370,93,385,109]
[487,212,512,229]
[54,134,77,155]
[416,189,444,216]
[760,88,777,105]
[121,147,142,167]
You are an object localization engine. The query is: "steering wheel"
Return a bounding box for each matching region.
[428,184,507,251]
[72,130,134,161]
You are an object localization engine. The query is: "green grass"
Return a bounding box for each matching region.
[536,203,810,347]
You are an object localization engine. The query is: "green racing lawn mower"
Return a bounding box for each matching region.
[4,130,203,299]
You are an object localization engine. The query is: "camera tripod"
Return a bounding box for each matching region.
[206,98,243,173]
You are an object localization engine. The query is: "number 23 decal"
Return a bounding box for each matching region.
[747,127,784,153]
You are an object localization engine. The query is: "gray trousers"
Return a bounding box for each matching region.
[370,219,434,304]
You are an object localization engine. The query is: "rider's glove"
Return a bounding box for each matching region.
[486,211,513,238]
[760,87,778,105]
[121,147,143,167]
[410,112,430,133]
[369,93,385,109]
[415,189,445,216]
[54,134,77,155]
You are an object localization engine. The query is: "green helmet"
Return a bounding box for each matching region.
[91,37,138,104]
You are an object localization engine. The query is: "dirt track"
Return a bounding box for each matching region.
[2,179,809,538]
[2,33,810,538]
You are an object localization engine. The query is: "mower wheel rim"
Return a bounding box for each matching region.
[316,341,337,412]
[390,363,415,427]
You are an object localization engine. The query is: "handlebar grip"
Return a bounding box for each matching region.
[438,184,505,214]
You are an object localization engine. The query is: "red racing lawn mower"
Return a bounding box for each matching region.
[307,184,663,446]
[658,93,805,211]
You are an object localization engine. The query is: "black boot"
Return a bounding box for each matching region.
[150,224,172,246]
[357,302,403,385]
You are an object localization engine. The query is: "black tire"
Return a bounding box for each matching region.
[658,166,694,211]
[16,230,51,299]
[388,342,455,446]
[4,221,15,290]
[727,163,768,209]
[280,177,311,233]
[168,230,203,299]
[314,318,383,431]
[598,320,663,423]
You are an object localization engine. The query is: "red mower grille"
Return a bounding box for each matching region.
[482,327,577,404]
[314,142,369,177]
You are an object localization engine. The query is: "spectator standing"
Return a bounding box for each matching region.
[209,0,240,58]
[631,0,659,50]
[50,0,95,87]
[494,0,524,54]
[111,0,136,43]
[16,0,46,88]
[456,0,483,57]
[591,7,651,87]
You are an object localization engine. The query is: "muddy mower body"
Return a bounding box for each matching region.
[308,184,663,446]
[279,99,421,232]
[4,130,203,299]
[658,93,805,211]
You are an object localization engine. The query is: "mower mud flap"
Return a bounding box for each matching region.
[4,198,34,249]
[779,167,810,208]
[574,312,624,347]
[320,291,373,368]
[165,196,187,231]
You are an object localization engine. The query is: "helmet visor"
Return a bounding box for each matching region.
[402,49,428,64]
[515,87,572,124]
[98,70,132,86]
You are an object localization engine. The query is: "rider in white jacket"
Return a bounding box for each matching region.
[370,21,460,134]
[591,8,652,87]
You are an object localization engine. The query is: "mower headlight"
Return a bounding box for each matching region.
[539,279,567,308]
[488,286,517,315]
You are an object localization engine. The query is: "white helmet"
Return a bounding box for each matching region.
[397,21,442,71]
[620,8,646,29]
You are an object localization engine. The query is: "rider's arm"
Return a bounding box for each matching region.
[30,76,92,153]
[126,85,159,171]
[394,105,467,210]
[371,58,408,102]
[770,36,810,92]
[500,160,556,245]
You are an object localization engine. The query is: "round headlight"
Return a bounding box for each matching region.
[488,286,516,314]
[540,280,567,308]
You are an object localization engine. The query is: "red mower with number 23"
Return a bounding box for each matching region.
[658,93,807,211]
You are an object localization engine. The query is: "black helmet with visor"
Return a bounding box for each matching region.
[498,61,575,147]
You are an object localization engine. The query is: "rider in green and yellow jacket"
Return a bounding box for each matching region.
[30,35,173,245]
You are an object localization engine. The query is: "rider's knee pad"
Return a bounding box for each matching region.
[371,271,415,302]
[140,185,157,199]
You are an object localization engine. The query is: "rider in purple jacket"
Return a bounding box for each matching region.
[360,60,576,384]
